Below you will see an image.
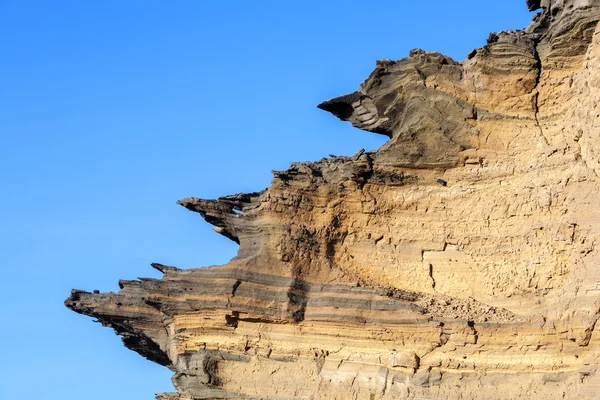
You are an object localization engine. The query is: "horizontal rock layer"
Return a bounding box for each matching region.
[67,1,600,399]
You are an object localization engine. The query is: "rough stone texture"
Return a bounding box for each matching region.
[66,1,600,399]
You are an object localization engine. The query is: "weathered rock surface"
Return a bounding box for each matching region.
[67,1,600,398]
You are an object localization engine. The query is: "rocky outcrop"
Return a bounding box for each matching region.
[66,1,600,399]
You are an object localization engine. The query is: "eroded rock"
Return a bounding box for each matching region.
[67,1,600,399]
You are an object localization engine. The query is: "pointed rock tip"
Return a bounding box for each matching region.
[65,289,93,310]
[176,197,197,207]
[151,262,180,274]
[526,0,542,12]
[317,92,361,120]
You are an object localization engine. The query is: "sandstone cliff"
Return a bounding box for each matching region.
[66,1,600,399]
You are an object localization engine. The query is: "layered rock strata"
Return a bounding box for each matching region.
[67,1,600,399]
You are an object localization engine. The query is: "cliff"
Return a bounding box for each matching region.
[66,1,600,399]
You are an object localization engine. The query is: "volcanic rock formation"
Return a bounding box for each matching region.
[67,1,600,399]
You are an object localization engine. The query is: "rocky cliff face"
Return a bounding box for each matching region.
[66,1,600,399]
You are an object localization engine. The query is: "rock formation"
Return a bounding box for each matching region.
[66,1,600,398]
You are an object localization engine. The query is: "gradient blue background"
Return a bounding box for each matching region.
[0,1,534,398]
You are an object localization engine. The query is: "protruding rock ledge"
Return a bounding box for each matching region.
[177,192,263,244]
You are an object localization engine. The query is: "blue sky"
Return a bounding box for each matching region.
[0,1,533,398]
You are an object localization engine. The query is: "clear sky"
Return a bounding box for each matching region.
[0,1,534,399]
